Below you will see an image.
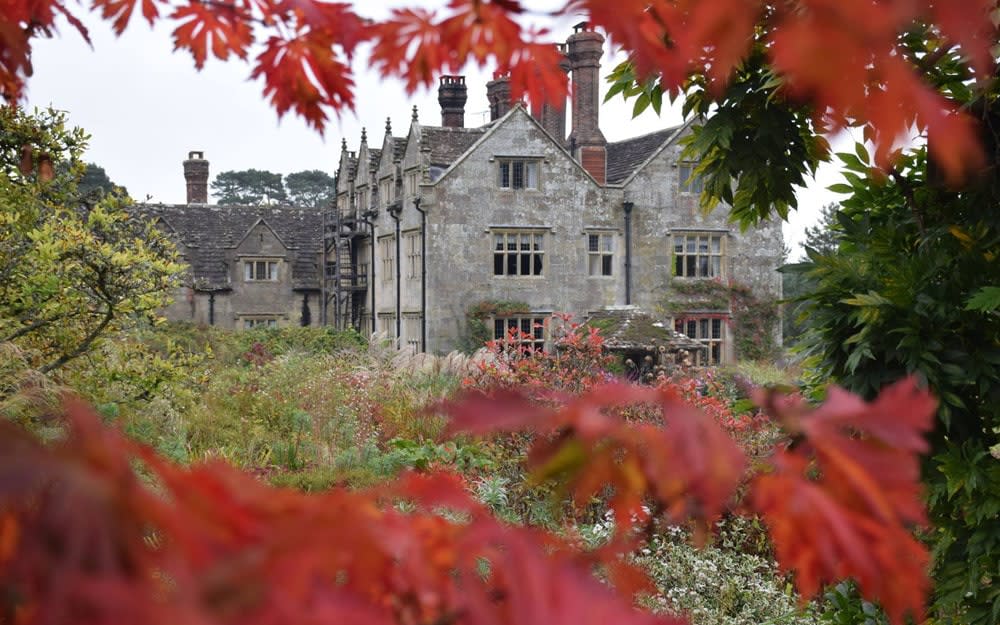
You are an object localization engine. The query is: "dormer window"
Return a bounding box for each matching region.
[497,159,539,190]
[244,260,279,281]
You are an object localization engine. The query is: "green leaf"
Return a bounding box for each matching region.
[965,286,1000,312]
[854,142,870,166]
[836,152,867,173]
[632,94,650,117]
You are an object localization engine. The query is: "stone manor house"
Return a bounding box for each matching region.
[144,26,782,365]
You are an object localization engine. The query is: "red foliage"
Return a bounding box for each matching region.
[1,0,995,174]
[654,373,769,439]
[446,377,936,625]
[750,378,936,624]
[0,398,683,625]
[0,377,936,625]
[463,314,613,395]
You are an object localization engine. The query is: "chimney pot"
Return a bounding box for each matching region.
[486,74,513,121]
[438,74,468,128]
[183,151,209,203]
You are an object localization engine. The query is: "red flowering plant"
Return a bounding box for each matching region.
[654,371,780,458]
[464,313,614,397]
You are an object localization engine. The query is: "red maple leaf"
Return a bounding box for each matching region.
[251,34,355,132]
[750,377,936,625]
[92,0,159,35]
[171,0,253,70]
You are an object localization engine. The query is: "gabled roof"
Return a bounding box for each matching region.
[425,105,602,188]
[605,125,685,185]
[140,204,323,291]
[421,126,488,168]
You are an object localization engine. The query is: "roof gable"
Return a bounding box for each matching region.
[336,144,357,192]
[401,122,422,171]
[136,204,323,290]
[428,105,601,188]
[233,217,291,251]
[377,132,400,179]
[356,140,372,187]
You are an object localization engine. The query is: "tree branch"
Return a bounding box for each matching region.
[888,166,925,235]
[39,306,115,374]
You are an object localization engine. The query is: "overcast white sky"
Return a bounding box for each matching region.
[24,3,845,258]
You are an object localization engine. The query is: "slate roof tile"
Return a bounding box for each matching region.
[605,126,681,185]
[422,126,487,167]
[139,204,323,291]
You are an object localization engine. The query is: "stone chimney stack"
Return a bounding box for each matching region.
[566,23,607,184]
[533,44,571,144]
[438,75,468,128]
[486,73,513,121]
[183,151,209,204]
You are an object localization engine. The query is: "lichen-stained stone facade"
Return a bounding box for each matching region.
[337,26,782,363]
[145,198,323,330]
[146,25,782,364]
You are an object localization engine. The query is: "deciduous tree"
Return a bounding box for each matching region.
[0,106,182,374]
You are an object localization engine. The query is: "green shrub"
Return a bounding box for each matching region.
[633,524,818,625]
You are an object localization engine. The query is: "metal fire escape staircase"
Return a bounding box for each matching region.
[323,201,368,331]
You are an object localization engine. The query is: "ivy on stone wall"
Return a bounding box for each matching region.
[462,299,531,352]
[665,279,779,362]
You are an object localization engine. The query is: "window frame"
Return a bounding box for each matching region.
[672,232,726,279]
[496,158,540,190]
[379,236,395,285]
[242,316,279,330]
[492,229,545,278]
[356,187,368,213]
[678,162,704,194]
[403,314,421,353]
[243,259,279,282]
[587,232,615,277]
[404,231,421,280]
[493,315,547,352]
[379,178,394,208]
[674,315,725,366]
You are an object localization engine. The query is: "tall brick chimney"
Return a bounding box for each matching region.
[531,44,571,145]
[438,75,468,128]
[183,151,209,204]
[547,45,572,144]
[486,73,513,121]
[566,23,607,184]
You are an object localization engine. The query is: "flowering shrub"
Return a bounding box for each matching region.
[654,372,780,457]
[463,313,613,395]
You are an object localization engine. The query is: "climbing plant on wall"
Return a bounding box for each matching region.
[666,279,779,362]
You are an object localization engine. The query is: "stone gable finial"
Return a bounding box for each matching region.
[385,117,392,134]
[341,138,347,152]
[361,127,367,143]
[411,105,418,122]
